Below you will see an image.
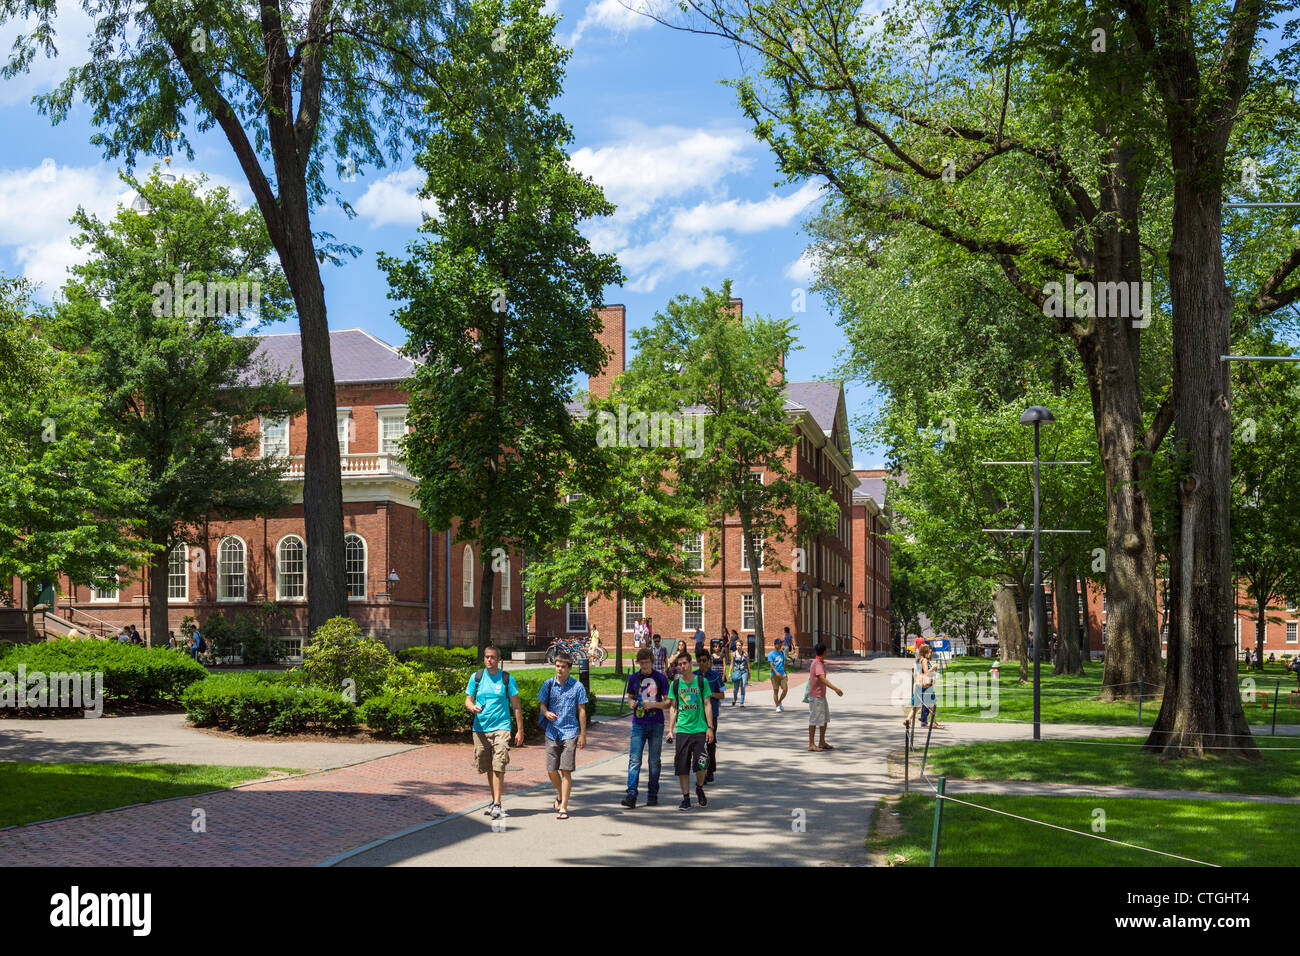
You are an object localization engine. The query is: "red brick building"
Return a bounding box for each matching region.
[531,302,866,657]
[850,469,893,656]
[23,329,526,655]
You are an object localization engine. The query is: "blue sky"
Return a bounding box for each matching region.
[0,0,885,468]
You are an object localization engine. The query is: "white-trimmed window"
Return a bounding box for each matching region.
[1162,622,1169,642]
[499,556,511,611]
[1288,597,1298,613]
[742,592,763,631]
[682,533,703,571]
[567,596,588,632]
[462,545,474,607]
[91,575,119,602]
[260,416,289,458]
[624,597,643,631]
[277,535,306,600]
[377,407,408,457]
[345,533,367,599]
[168,543,188,601]
[683,594,703,631]
[1101,623,1107,645]
[1102,593,1108,616]
[336,410,352,455]
[1288,622,1298,644]
[218,536,246,601]
[744,470,763,504]
[741,533,764,571]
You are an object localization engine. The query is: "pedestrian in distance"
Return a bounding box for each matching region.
[652,633,668,673]
[782,626,794,657]
[621,648,670,808]
[666,639,689,681]
[693,626,706,656]
[729,643,749,706]
[695,649,726,783]
[903,644,937,731]
[806,642,843,751]
[767,637,789,711]
[666,652,714,810]
[537,653,588,820]
[464,645,525,820]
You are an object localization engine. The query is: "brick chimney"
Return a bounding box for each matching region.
[588,304,626,400]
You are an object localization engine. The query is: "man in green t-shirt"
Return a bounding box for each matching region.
[666,651,715,810]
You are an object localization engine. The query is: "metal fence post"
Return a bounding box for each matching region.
[929,777,947,867]
[904,730,910,793]
[1137,676,1143,726]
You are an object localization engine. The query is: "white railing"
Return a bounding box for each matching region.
[281,453,411,480]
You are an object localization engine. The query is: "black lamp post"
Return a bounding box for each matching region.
[1020,404,1054,741]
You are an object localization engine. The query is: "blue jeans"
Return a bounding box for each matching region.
[732,676,746,703]
[627,722,663,798]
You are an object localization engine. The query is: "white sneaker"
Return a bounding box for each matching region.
[489,803,504,819]
[776,704,783,712]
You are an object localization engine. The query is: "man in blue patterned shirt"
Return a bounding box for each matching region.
[538,654,588,820]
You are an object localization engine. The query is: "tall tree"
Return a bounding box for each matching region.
[52,171,303,644]
[526,383,708,677]
[382,0,623,653]
[1,0,460,631]
[620,281,839,662]
[0,277,149,639]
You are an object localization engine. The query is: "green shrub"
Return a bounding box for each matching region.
[296,617,394,701]
[381,661,474,697]
[397,646,478,670]
[360,670,543,741]
[181,673,357,735]
[0,638,208,707]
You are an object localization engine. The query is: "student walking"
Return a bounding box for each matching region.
[695,649,726,783]
[464,645,524,819]
[767,637,789,711]
[729,644,749,705]
[538,654,588,820]
[903,644,937,731]
[666,640,689,681]
[651,633,668,673]
[806,642,843,751]
[666,652,714,810]
[622,648,669,808]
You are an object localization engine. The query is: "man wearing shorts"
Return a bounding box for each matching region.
[666,651,714,810]
[767,637,789,711]
[464,645,524,819]
[538,653,588,820]
[806,642,843,751]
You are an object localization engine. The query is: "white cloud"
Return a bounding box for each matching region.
[0,5,97,107]
[785,249,818,283]
[672,180,823,235]
[354,167,437,229]
[570,124,752,220]
[618,232,736,293]
[568,0,669,46]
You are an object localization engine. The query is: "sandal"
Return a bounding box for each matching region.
[819,744,835,750]
[557,810,569,820]
[553,797,560,811]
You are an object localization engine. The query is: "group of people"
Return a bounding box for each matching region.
[462,630,845,820]
[110,623,207,661]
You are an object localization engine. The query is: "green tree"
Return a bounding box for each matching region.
[50,171,302,645]
[1,0,464,631]
[0,278,150,639]
[526,383,708,677]
[621,281,839,661]
[382,0,623,654]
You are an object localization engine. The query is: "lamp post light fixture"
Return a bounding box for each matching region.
[385,568,399,601]
[1020,405,1054,741]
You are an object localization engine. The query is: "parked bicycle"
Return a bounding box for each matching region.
[545,636,590,664]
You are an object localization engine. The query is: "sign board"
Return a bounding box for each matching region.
[929,639,952,668]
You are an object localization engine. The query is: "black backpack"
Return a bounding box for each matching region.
[672,674,709,716]
[196,635,207,653]
[470,668,511,703]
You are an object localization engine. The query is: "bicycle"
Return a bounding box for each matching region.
[545,636,589,664]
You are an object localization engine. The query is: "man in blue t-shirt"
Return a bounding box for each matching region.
[695,649,726,783]
[538,654,588,820]
[621,648,670,808]
[767,638,789,712]
[464,645,523,820]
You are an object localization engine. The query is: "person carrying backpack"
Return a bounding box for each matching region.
[464,645,524,820]
[537,653,588,820]
[666,651,715,810]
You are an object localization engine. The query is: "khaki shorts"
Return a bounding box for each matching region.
[808,697,830,727]
[474,729,512,773]
[769,673,788,690]
[545,735,578,772]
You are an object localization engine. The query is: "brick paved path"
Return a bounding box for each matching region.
[0,716,635,866]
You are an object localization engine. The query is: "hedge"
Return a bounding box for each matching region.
[360,672,550,741]
[181,674,357,736]
[397,646,479,670]
[0,639,209,707]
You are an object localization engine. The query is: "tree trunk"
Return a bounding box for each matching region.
[148,534,171,648]
[24,579,37,642]
[1145,161,1255,757]
[1053,566,1084,675]
[276,189,346,636]
[740,512,766,660]
[993,583,1028,682]
[1254,594,1267,672]
[477,559,495,654]
[1079,577,1093,665]
[614,584,624,678]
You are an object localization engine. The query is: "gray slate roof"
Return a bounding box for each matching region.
[250,329,417,385]
[854,475,888,509]
[784,381,842,432]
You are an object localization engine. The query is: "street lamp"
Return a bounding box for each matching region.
[385,568,399,601]
[1020,405,1054,741]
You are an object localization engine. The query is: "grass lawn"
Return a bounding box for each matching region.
[924,737,1300,797]
[874,793,1298,866]
[0,762,293,829]
[932,658,1300,726]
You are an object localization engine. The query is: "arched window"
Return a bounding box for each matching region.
[500,556,511,612]
[218,536,246,601]
[462,544,474,607]
[277,535,306,600]
[345,534,366,599]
